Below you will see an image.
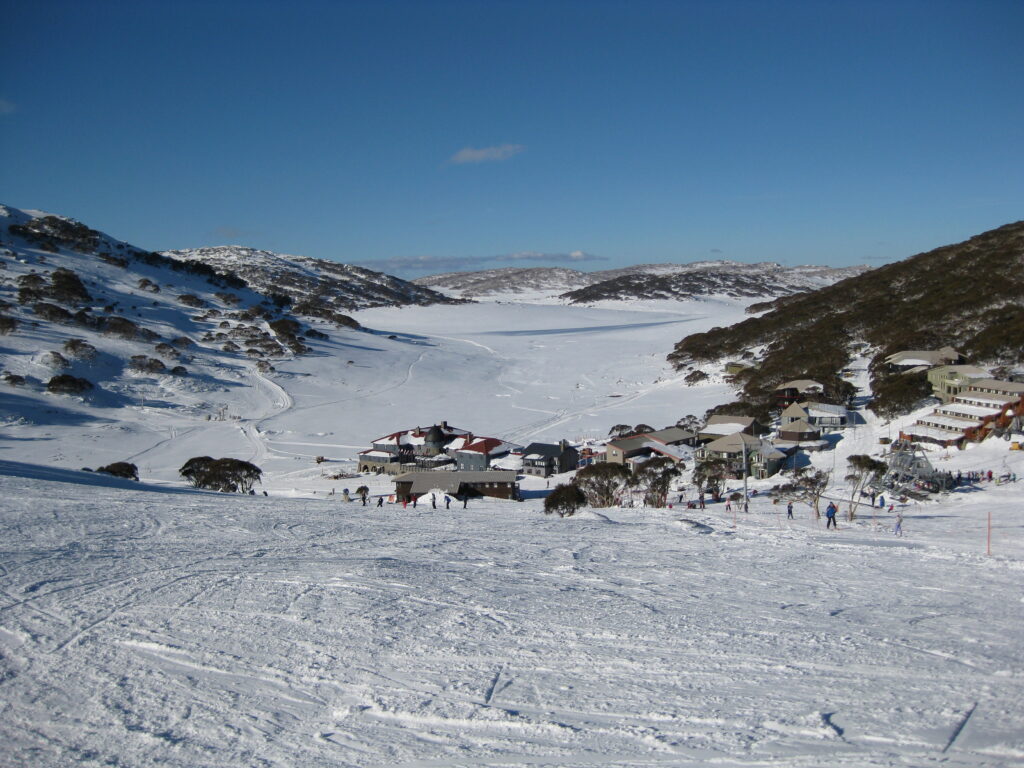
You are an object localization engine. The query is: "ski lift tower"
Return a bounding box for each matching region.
[881,439,947,496]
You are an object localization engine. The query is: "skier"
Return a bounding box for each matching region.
[445,496,451,509]
[431,494,436,509]
[878,494,885,509]
[893,510,904,537]
[376,496,384,507]
[787,501,794,519]
[825,502,838,529]
[725,500,732,512]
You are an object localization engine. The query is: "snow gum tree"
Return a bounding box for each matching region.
[845,454,888,520]
[692,458,730,502]
[574,463,630,507]
[179,457,262,493]
[776,467,830,518]
[632,456,682,507]
[544,484,587,517]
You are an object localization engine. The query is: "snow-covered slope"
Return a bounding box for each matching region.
[167,245,457,311]
[416,259,870,302]
[2,432,1022,767]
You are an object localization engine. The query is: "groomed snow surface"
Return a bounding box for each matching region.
[2,296,1023,766]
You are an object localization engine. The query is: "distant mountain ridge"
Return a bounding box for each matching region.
[415,261,869,302]
[166,246,457,313]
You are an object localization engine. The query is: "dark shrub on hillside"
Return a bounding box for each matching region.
[17,273,46,304]
[240,306,272,321]
[99,253,129,268]
[0,315,16,335]
[170,336,195,348]
[179,456,262,493]
[305,328,328,340]
[101,316,158,341]
[269,317,301,337]
[73,309,99,329]
[96,462,139,481]
[684,369,709,385]
[177,294,204,308]
[33,302,73,323]
[63,338,97,359]
[868,371,933,420]
[255,360,275,373]
[49,267,91,304]
[47,374,93,394]
[214,292,241,306]
[129,355,167,374]
[9,216,100,253]
[153,342,179,358]
[221,341,240,352]
[544,483,587,517]
[3,372,26,386]
[170,365,187,376]
[39,351,69,369]
[291,300,361,329]
[138,278,160,293]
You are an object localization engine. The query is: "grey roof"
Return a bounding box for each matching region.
[705,414,757,427]
[703,432,769,454]
[394,471,518,495]
[644,426,695,444]
[779,419,818,434]
[522,442,570,458]
[969,378,1024,395]
[780,402,809,420]
[607,436,652,453]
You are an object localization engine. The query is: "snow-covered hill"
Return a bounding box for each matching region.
[166,245,457,312]
[415,260,870,302]
[413,266,594,297]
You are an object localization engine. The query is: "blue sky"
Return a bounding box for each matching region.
[1,0,1022,278]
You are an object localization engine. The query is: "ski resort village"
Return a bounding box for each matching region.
[1,204,1023,767]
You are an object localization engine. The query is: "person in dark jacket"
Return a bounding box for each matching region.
[825,502,838,529]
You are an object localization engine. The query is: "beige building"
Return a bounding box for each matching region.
[926,365,990,402]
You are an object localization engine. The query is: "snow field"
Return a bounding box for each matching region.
[0,466,1021,767]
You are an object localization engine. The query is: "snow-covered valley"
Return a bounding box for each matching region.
[2,209,1023,766]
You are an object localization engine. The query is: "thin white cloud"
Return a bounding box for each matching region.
[358,250,604,276]
[0,98,17,115]
[449,144,525,165]
[211,225,255,240]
